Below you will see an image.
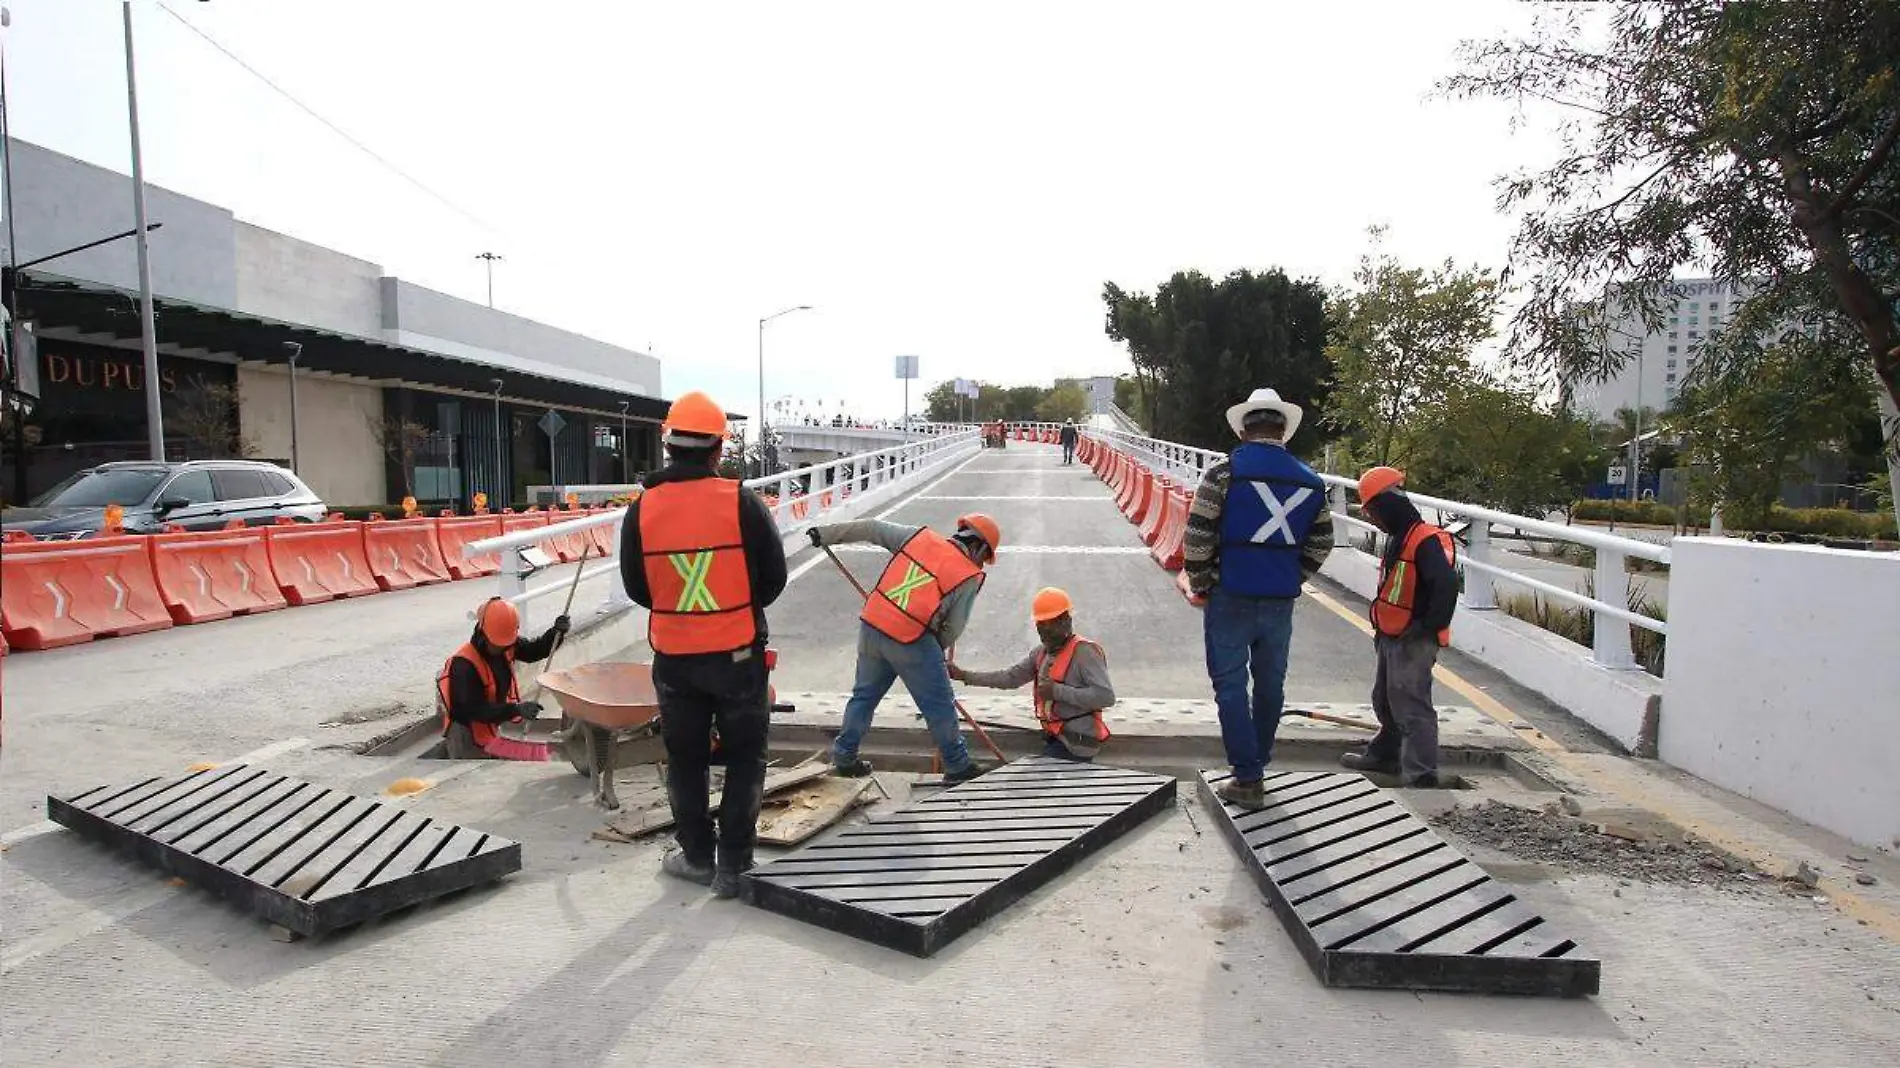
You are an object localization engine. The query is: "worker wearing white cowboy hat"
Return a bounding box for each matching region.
[1186,387,1334,811]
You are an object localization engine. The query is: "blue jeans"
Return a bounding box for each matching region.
[1203,589,1295,782]
[834,623,973,773]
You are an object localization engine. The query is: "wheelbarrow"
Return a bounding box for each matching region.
[536,652,787,811]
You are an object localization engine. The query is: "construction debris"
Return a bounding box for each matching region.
[593,759,834,844]
[756,776,877,847]
[1432,800,1765,889]
[1788,861,1823,889]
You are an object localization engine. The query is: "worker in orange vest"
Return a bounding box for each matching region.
[1341,466,1457,788]
[808,512,1002,783]
[620,390,789,897]
[950,587,1115,761]
[437,597,570,760]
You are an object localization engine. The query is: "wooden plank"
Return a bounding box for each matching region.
[1197,770,1599,996]
[756,777,875,848]
[744,756,1174,956]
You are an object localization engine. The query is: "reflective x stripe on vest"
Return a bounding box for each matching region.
[1033,636,1111,743]
[1371,522,1456,646]
[640,478,758,656]
[437,642,518,747]
[860,528,984,644]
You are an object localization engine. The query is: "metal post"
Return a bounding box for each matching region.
[1591,546,1636,669]
[500,546,530,633]
[1463,518,1496,610]
[756,319,766,480]
[491,379,504,508]
[618,400,630,483]
[124,1,163,461]
[283,342,302,471]
[1329,482,1352,550]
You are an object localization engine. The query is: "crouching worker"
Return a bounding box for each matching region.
[437,597,570,760]
[950,587,1114,761]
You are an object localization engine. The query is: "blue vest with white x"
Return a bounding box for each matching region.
[1217,442,1327,599]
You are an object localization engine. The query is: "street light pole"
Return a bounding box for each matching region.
[618,399,630,483]
[123,1,163,460]
[283,342,302,471]
[757,304,811,478]
[475,252,502,308]
[490,378,504,507]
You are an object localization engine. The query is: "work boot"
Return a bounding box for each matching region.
[660,850,714,887]
[1216,777,1266,811]
[942,763,987,786]
[832,757,875,778]
[1339,749,1401,776]
[710,870,745,899]
[1403,772,1446,789]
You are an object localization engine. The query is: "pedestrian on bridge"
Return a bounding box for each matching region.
[437,597,570,761]
[1340,466,1455,789]
[950,587,1114,761]
[809,512,1002,783]
[1183,388,1334,811]
[620,390,789,897]
[1059,419,1079,465]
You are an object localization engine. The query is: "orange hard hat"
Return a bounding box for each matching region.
[477,597,520,646]
[1358,465,1406,502]
[663,391,727,442]
[956,513,1001,560]
[1031,587,1074,622]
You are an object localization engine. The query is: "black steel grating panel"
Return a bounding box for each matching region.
[1200,770,1599,996]
[47,764,521,937]
[744,757,1175,956]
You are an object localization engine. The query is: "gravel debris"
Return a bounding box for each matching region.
[1432,799,1768,889]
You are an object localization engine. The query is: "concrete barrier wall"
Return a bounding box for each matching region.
[1660,538,1900,850]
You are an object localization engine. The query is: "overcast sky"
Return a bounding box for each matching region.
[9,0,1552,421]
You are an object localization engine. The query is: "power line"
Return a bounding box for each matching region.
[154,2,498,235]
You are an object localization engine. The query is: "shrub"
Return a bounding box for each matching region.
[1495,578,1666,677]
[1570,499,1896,540]
[1571,499,1685,527]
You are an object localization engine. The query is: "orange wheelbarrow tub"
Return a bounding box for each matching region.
[536,662,662,731]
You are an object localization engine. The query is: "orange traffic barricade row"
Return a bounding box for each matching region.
[1137,476,1173,546]
[1126,469,1156,525]
[362,517,453,592]
[499,511,552,561]
[436,514,503,579]
[543,508,591,563]
[586,509,618,558]
[265,521,380,606]
[148,526,289,624]
[1150,488,1190,571]
[1115,460,1143,514]
[0,535,175,650]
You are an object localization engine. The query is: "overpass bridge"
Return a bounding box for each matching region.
[2,431,1897,1066]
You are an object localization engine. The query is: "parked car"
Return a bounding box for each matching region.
[0,460,327,539]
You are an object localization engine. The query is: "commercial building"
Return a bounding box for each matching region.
[1,140,666,508]
[1567,277,1750,423]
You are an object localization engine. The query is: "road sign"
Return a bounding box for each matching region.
[1607,465,1627,486]
[538,409,566,440]
[895,355,919,380]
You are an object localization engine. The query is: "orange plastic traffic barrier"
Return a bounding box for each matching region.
[586,509,618,558]
[1137,476,1173,545]
[436,514,503,579]
[1116,461,1144,514]
[499,510,552,557]
[148,526,289,624]
[264,521,381,606]
[362,517,453,592]
[543,508,590,563]
[1125,469,1154,524]
[1,535,175,650]
[1150,488,1190,571]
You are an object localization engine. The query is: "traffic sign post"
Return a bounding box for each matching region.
[539,409,566,484]
[896,355,920,440]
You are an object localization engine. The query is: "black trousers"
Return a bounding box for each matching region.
[655,647,771,874]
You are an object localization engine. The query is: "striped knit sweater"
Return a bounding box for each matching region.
[1183,457,1335,597]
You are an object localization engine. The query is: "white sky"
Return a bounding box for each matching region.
[9,0,1552,422]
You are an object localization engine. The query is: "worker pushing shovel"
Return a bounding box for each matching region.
[807,513,1003,784]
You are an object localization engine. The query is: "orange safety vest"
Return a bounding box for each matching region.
[1371,523,1456,646]
[1034,636,1111,742]
[437,643,517,747]
[640,479,758,656]
[861,528,985,644]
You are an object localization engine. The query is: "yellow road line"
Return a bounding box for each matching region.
[1303,580,1900,943]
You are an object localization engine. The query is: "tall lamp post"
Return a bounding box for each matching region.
[123,0,162,459]
[475,252,503,308]
[757,304,811,477]
[490,378,504,507]
[618,399,630,483]
[282,342,302,471]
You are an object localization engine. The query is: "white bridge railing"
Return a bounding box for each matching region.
[463,428,982,628]
[1082,426,1668,670]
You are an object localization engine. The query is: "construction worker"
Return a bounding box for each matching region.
[950,587,1114,761]
[807,512,1002,783]
[1341,466,1456,788]
[1059,419,1079,465]
[1183,387,1334,810]
[619,390,789,897]
[437,597,570,760]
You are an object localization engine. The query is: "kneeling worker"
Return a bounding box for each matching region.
[621,390,788,897]
[1341,466,1456,788]
[950,587,1113,761]
[807,512,1002,783]
[438,597,570,760]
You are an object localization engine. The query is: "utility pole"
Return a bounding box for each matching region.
[124,1,163,460]
[283,342,302,471]
[475,252,502,308]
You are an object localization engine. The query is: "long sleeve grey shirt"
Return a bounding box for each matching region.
[958,641,1116,759]
[814,519,983,649]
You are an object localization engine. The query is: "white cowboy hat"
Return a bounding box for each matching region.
[1225,387,1304,442]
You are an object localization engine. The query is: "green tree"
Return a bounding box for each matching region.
[1036,384,1088,423]
[1408,378,1609,517]
[1112,375,1150,427]
[1444,0,1900,511]
[1102,268,1332,453]
[1324,241,1500,465]
[923,380,963,422]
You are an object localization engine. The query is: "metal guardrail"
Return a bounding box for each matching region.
[463,428,982,627]
[1081,427,1667,670]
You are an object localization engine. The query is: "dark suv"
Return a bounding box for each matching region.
[1,460,328,539]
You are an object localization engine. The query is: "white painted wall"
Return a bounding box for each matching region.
[1659,538,1900,850]
[238,366,387,505]
[233,223,384,338]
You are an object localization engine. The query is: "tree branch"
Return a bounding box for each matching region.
[1825,107,1900,220]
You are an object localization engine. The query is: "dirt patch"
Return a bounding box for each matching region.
[1432,799,1771,891]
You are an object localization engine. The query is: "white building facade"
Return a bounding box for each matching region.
[1569,277,1750,423]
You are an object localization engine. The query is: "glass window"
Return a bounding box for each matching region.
[1689,330,1700,338]
[1690,301,1700,310]
[1668,331,1678,340]
[262,472,296,496]
[1666,372,1677,383]
[212,468,272,502]
[31,467,166,508]
[1667,359,1677,369]
[1668,345,1678,353]
[160,470,216,504]
[1670,317,1680,326]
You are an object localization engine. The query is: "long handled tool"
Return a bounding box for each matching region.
[1287,707,1378,732]
[820,545,1009,764]
[490,544,593,759]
